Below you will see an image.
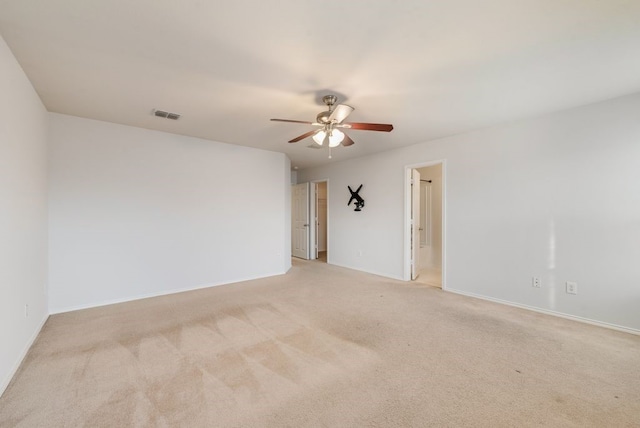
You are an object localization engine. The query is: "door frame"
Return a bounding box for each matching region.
[411,168,421,280]
[403,160,446,288]
[309,179,329,261]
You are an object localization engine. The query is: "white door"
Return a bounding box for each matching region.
[292,183,310,259]
[411,169,421,280]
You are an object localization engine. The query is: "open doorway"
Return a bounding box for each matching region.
[293,181,329,262]
[405,161,445,288]
[310,181,328,262]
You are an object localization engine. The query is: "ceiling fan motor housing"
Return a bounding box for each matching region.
[317,95,338,124]
[322,95,337,107]
[317,111,331,124]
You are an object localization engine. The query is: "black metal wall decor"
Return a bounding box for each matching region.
[348,185,365,211]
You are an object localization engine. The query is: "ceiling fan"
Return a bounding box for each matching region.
[271,95,393,153]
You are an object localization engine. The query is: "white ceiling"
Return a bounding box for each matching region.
[2,1,640,169]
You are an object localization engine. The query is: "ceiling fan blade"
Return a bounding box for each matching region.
[341,133,355,146]
[271,118,314,125]
[288,129,319,143]
[328,104,354,124]
[344,122,394,132]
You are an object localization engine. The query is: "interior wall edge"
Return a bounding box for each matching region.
[328,262,405,282]
[446,288,640,337]
[48,270,289,315]
[0,314,49,398]
[0,32,50,400]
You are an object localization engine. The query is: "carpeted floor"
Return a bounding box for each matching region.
[1,259,639,427]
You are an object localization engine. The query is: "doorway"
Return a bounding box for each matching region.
[405,161,445,288]
[310,181,328,262]
[291,181,329,262]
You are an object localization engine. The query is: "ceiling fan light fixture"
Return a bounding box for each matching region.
[313,130,326,145]
[328,129,344,147]
[271,93,393,149]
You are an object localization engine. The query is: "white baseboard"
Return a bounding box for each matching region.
[328,261,405,282]
[446,288,640,336]
[49,270,288,315]
[1,313,49,397]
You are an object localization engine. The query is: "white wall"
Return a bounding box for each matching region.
[301,156,406,278]
[48,114,290,313]
[0,35,49,395]
[299,93,640,332]
[283,160,292,272]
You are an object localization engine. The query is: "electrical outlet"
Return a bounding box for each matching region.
[532,277,541,288]
[566,281,578,295]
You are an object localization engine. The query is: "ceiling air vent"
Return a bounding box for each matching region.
[153,109,181,120]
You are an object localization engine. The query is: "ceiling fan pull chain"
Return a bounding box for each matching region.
[328,146,332,159]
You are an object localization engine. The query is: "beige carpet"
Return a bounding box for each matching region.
[415,268,442,288]
[1,259,639,427]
